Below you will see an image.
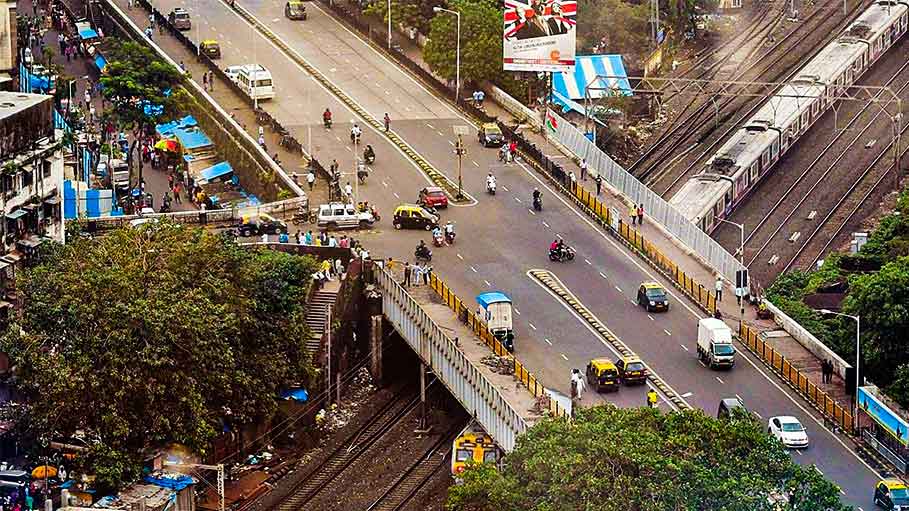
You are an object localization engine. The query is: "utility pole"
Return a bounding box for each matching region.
[326,305,332,406]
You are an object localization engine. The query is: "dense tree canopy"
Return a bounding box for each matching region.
[447,406,846,511]
[2,223,318,491]
[424,0,502,86]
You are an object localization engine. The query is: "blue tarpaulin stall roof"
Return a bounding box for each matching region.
[156,115,198,136]
[476,292,512,308]
[155,116,211,150]
[550,55,633,114]
[199,162,233,182]
[143,473,195,491]
[94,55,107,72]
[78,27,99,40]
[280,388,309,402]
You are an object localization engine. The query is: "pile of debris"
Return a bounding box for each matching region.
[480,354,515,375]
[314,367,376,433]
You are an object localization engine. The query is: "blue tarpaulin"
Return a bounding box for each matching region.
[550,55,632,115]
[156,115,198,136]
[476,292,512,308]
[155,116,211,150]
[78,27,99,40]
[143,473,194,491]
[280,388,309,402]
[199,161,233,182]
[94,55,107,72]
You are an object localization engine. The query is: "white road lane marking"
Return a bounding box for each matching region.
[514,197,522,203]
[615,285,622,292]
[470,266,478,273]
[681,392,693,398]
[426,123,435,129]
[437,131,444,137]
[585,259,592,265]
[472,161,479,167]
[514,308,521,315]
[393,192,400,199]
[382,181,388,187]
[545,338,552,345]
[715,376,724,384]
[664,329,672,336]
[814,466,823,475]
[648,315,654,321]
[561,354,569,361]
[456,253,464,260]
[502,186,509,191]
[484,280,491,287]
[529,323,537,330]
[680,344,689,352]
[543,221,550,228]
[599,272,608,279]
[528,209,536,215]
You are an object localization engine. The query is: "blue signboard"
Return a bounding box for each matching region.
[858,387,909,445]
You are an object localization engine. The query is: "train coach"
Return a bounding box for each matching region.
[669,0,909,234]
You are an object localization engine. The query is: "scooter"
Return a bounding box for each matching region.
[364,150,375,165]
[323,117,332,129]
[350,131,361,144]
[432,231,445,247]
[445,230,456,245]
[549,246,575,262]
[415,245,432,262]
[533,195,542,211]
[487,180,496,195]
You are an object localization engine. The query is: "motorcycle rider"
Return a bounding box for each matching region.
[532,188,542,208]
[364,144,375,163]
[323,108,332,128]
[350,123,362,143]
[416,239,431,258]
[486,172,496,192]
[549,238,559,254]
[444,220,455,243]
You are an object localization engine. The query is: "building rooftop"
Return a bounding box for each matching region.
[0,92,52,121]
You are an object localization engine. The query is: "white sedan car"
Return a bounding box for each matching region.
[768,416,809,448]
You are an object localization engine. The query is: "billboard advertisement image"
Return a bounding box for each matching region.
[503,0,577,72]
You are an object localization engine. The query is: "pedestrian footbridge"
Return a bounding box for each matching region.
[374,265,564,452]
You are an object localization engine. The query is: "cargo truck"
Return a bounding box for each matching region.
[696,317,735,369]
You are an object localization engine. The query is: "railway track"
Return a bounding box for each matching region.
[269,381,431,511]
[734,43,909,281]
[364,421,465,511]
[634,0,870,196]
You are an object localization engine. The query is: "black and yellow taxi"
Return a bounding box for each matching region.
[392,203,440,231]
[637,281,669,312]
[585,358,619,393]
[285,1,307,20]
[616,356,647,385]
[200,40,221,59]
[478,123,504,147]
[875,479,909,510]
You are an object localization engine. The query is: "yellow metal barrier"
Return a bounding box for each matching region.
[739,323,853,431]
[425,271,569,419]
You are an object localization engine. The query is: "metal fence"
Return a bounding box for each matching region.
[740,323,853,431]
[549,109,746,286]
[426,271,569,420]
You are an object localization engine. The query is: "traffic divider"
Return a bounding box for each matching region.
[426,272,570,419]
[529,269,692,411]
[739,323,853,431]
[222,1,469,204]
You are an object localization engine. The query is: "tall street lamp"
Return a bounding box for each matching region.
[818,309,861,432]
[715,217,745,321]
[387,0,392,49]
[432,6,460,104]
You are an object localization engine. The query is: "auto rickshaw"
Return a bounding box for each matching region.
[285,1,307,20]
[200,40,221,59]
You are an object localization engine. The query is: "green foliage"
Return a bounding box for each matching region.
[447,406,847,511]
[99,41,184,129]
[765,270,810,302]
[424,0,503,85]
[2,223,318,489]
[805,252,843,293]
[577,0,649,59]
[364,0,433,34]
[888,364,909,410]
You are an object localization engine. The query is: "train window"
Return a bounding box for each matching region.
[772,139,780,158]
[762,149,770,168]
[736,175,746,194]
[802,112,810,129]
[483,450,498,463]
[456,448,472,462]
[750,162,759,181]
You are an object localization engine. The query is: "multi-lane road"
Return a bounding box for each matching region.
[120,0,886,504]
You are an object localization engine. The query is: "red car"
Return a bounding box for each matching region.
[419,186,448,209]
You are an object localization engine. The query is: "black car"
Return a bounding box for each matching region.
[478,123,504,147]
[236,214,287,237]
[637,282,669,312]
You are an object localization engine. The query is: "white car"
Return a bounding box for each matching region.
[316,202,374,230]
[768,416,808,449]
[224,65,244,83]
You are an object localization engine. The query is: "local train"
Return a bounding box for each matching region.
[669,0,909,233]
[451,420,501,480]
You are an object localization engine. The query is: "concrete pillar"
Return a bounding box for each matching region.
[419,361,427,430]
[369,315,383,383]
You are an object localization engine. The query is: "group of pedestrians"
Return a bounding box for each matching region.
[293,230,354,249]
[400,260,432,287]
[628,203,645,225]
[498,140,518,163]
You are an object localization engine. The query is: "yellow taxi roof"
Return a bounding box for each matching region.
[287,1,305,5]
[590,358,617,369]
[620,355,643,364]
[642,282,664,289]
[482,123,501,132]
[394,203,422,212]
[881,479,908,490]
[201,39,219,45]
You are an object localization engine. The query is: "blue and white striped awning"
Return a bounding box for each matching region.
[551,55,632,114]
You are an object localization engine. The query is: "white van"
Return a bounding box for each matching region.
[230,64,274,101]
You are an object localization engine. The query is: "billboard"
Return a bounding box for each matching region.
[858,386,909,445]
[503,0,577,72]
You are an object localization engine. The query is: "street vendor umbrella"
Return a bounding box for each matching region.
[31,465,57,479]
[154,139,180,152]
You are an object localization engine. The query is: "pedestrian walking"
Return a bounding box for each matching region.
[145,25,153,40]
[580,158,587,180]
[128,0,133,9]
[715,276,723,302]
[179,61,186,73]
[258,125,264,139]
[84,89,91,109]
[307,169,315,190]
[629,204,637,225]
[569,171,576,188]
[508,140,517,161]
[344,181,353,199]
[383,112,390,131]
[304,230,313,245]
[208,71,214,91]
[636,203,645,225]
[412,262,422,286]
[258,133,266,149]
[647,389,658,408]
[57,32,64,52]
[202,72,208,90]
[403,262,411,286]
[422,263,431,285]
[595,174,602,195]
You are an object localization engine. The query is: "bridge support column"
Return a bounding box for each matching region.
[369,315,383,383]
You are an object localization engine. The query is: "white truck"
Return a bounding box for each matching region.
[696,318,735,369]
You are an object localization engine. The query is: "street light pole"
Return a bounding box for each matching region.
[819,309,861,432]
[387,0,392,49]
[433,7,460,104]
[716,217,745,321]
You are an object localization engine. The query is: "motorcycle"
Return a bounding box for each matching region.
[357,163,369,184]
[415,245,432,262]
[350,131,361,144]
[291,205,315,225]
[323,117,332,129]
[533,195,542,211]
[549,246,575,262]
[487,180,496,195]
[432,231,445,247]
[364,149,375,165]
[445,230,456,245]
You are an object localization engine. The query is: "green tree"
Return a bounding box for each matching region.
[2,223,318,489]
[577,0,649,60]
[424,0,503,86]
[364,0,434,34]
[447,406,847,511]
